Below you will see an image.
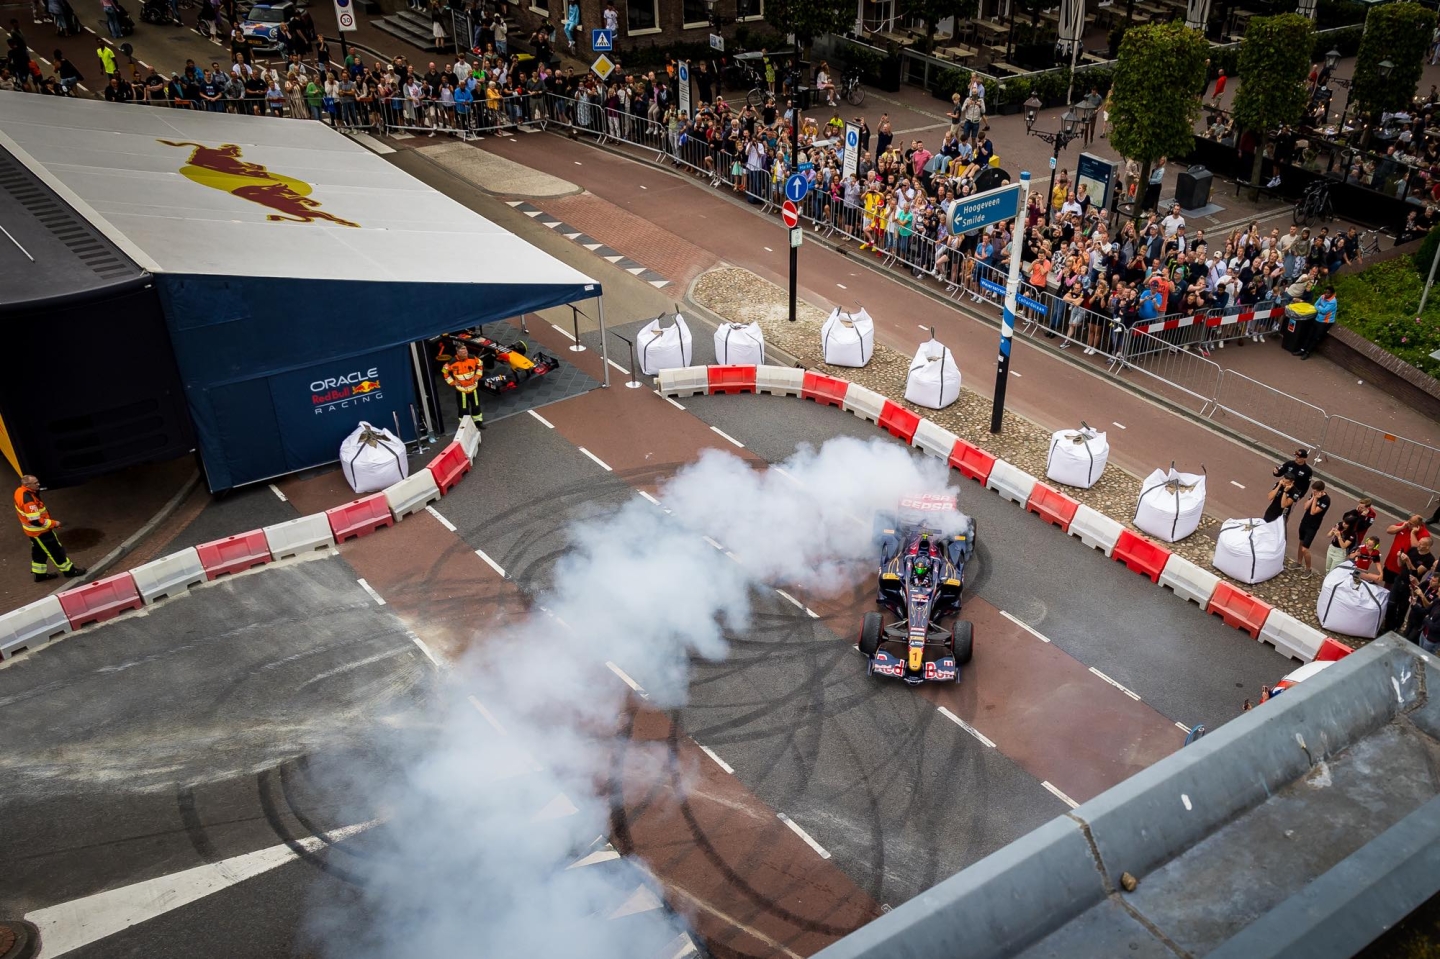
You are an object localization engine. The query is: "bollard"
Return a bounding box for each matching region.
[569,304,587,353]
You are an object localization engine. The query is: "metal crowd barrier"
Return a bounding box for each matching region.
[1321,416,1440,496]
[1114,327,1224,416]
[1209,369,1329,451]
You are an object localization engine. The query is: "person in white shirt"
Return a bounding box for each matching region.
[602,0,618,32]
[1161,203,1186,238]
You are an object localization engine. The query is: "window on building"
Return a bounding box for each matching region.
[682,0,707,27]
[531,0,549,15]
[735,0,762,20]
[627,0,658,32]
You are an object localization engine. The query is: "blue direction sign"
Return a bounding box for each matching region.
[591,28,614,51]
[784,173,809,203]
[845,126,859,151]
[947,182,1023,235]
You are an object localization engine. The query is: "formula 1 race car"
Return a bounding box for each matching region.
[859,492,976,685]
[441,332,561,394]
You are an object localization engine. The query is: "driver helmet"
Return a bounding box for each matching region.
[913,560,930,580]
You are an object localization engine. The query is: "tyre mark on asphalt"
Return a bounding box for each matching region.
[175,785,220,864]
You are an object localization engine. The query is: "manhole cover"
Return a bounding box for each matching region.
[60,527,105,551]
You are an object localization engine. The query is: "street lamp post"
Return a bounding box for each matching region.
[1025,96,1083,223]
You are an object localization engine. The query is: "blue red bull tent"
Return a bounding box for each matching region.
[0,94,602,491]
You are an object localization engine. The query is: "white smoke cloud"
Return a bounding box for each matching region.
[305,436,956,958]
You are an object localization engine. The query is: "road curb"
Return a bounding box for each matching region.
[48,470,202,598]
[0,920,40,959]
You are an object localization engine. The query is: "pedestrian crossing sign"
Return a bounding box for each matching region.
[591,54,615,80]
[591,28,614,51]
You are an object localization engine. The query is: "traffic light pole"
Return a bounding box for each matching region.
[990,170,1032,434]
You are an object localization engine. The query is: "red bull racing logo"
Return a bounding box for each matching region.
[159,140,360,228]
[311,368,383,414]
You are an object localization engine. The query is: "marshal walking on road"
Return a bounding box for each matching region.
[13,475,87,583]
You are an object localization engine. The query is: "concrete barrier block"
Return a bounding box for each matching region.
[911,419,959,461]
[263,513,335,560]
[130,546,207,604]
[807,816,1105,959]
[754,365,804,397]
[985,459,1037,507]
[1157,554,1220,608]
[656,366,710,397]
[384,469,442,521]
[455,417,482,461]
[0,595,72,660]
[1068,505,1124,556]
[1258,609,1326,662]
[842,384,887,424]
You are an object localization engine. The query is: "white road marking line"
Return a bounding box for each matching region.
[640,184,648,189]
[357,578,386,606]
[764,246,774,252]
[703,536,725,551]
[723,551,742,564]
[1042,781,1080,808]
[853,644,866,655]
[836,283,848,289]
[578,447,613,471]
[469,694,507,733]
[918,323,928,329]
[567,847,622,869]
[474,547,507,578]
[1010,371,1022,377]
[268,483,288,502]
[805,608,819,618]
[1176,721,1192,732]
[408,631,443,668]
[26,821,379,957]
[1111,422,1127,430]
[774,589,805,610]
[1000,609,1050,642]
[1230,480,1246,489]
[697,744,735,774]
[1182,794,1193,811]
[772,466,803,486]
[937,706,997,748]
[637,490,664,508]
[606,660,648,697]
[777,813,831,859]
[609,885,665,919]
[654,389,687,410]
[527,409,555,428]
[425,505,457,532]
[607,359,632,375]
[551,322,577,340]
[532,793,580,822]
[710,425,745,448]
[1089,666,1142,701]
[536,604,572,629]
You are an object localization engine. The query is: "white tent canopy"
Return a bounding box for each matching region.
[0,94,598,289]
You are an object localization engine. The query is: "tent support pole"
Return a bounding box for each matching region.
[597,295,611,388]
[411,342,438,436]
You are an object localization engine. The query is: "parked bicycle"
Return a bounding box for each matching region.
[1355,228,1384,263]
[1294,179,1335,227]
[839,69,865,106]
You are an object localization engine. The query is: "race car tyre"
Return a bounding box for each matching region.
[859,612,883,657]
[512,340,529,357]
[953,620,973,666]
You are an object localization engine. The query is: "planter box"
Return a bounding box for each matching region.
[1318,325,1440,421]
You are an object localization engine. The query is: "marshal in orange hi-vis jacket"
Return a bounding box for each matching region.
[14,476,86,583]
[441,346,485,428]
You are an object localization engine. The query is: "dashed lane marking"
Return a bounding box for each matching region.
[357,578,386,606]
[527,409,555,429]
[637,490,664,509]
[937,706,997,747]
[710,425,745,448]
[1000,609,1050,642]
[1230,480,1246,489]
[1112,422,1127,430]
[551,322,576,340]
[1089,666,1142,701]
[1175,721,1192,732]
[605,660,647,698]
[268,483,287,502]
[774,589,805,610]
[578,447,613,472]
[1042,781,1080,808]
[702,536,725,551]
[408,631,444,668]
[468,694,507,733]
[607,359,632,376]
[654,389,686,411]
[777,813,831,859]
[697,744,734,774]
[474,547,507,578]
[836,283,847,289]
[425,505,457,532]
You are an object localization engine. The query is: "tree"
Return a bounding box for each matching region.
[1231,14,1313,196]
[1353,1,1435,117]
[900,0,978,54]
[1108,22,1210,216]
[763,0,854,46]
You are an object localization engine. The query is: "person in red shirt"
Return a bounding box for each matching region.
[1384,515,1429,586]
[1353,536,1384,582]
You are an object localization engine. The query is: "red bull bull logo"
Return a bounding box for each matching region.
[159,140,360,228]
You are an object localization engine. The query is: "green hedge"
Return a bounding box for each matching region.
[1330,257,1440,377]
